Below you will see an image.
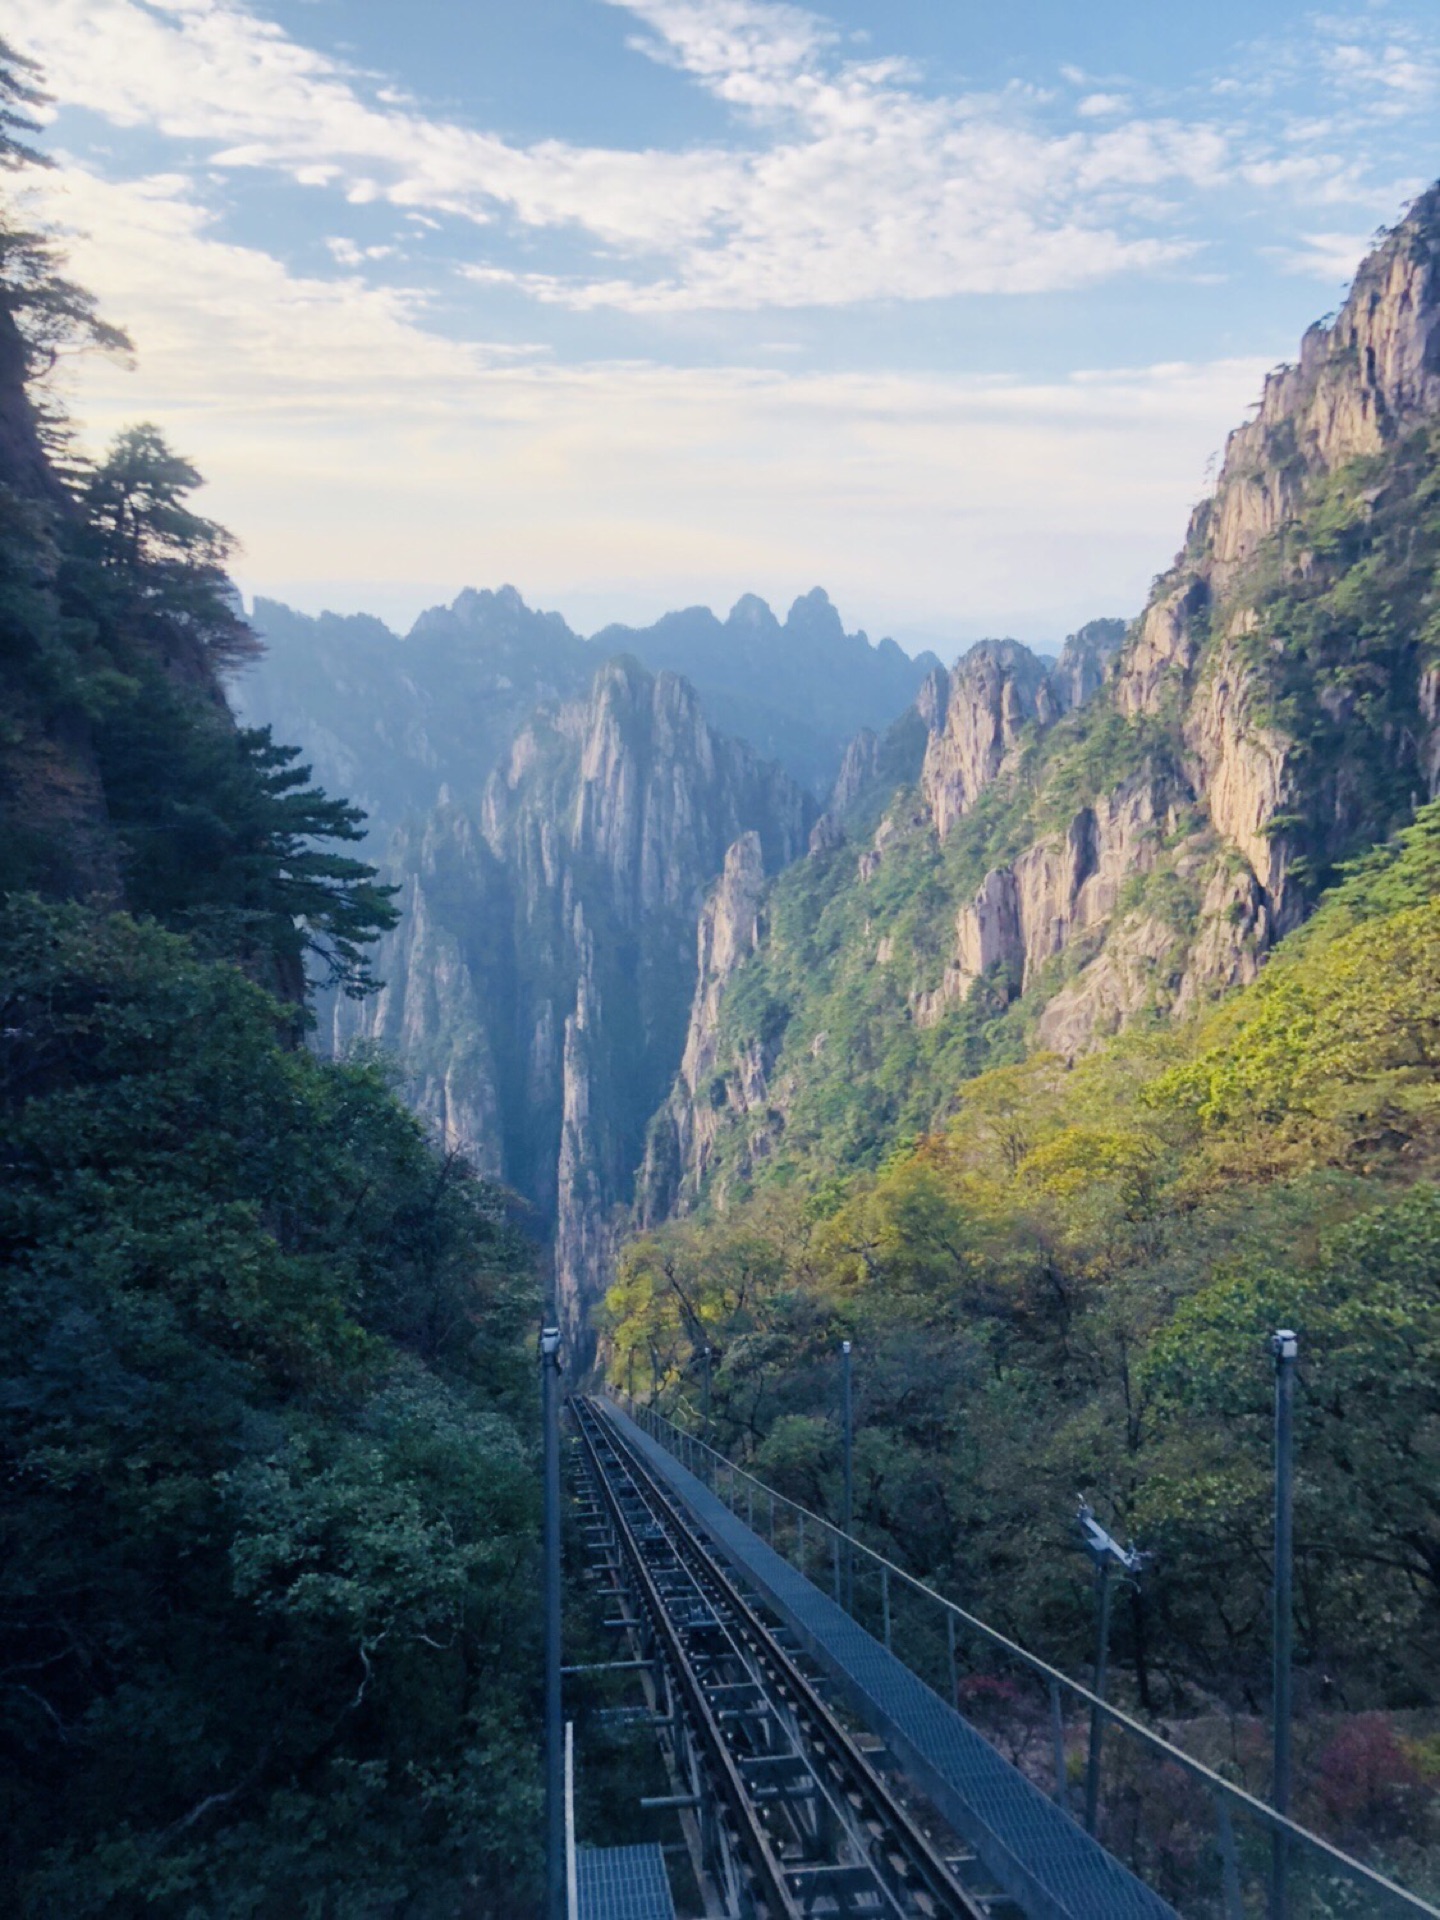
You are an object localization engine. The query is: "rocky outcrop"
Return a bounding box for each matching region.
[913,773,1178,1033]
[920,641,1060,840]
[635,181,1440,1198]
[1111,182,1440,934]
[636,832,771,1221]
[1053,619,1127,711]
[346,657,812,1349]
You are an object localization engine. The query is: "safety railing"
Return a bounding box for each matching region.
[616,1394,1440,1920]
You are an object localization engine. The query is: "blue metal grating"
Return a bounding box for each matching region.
[575,1842,676,1920]
[607,1401,1176,1920]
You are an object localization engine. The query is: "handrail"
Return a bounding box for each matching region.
[615,1392,1440,1919]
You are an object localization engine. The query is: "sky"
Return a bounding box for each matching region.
[13,0,1440,652]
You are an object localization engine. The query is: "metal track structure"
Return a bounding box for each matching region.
[570,1393,1001,1920]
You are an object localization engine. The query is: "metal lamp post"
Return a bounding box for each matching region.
[841,1339,854,1612]
[1076,1502,1146,1836]
[1271,1329,1298,1920]
[540,1324,564,1920]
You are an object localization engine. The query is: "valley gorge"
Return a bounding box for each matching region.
[239,183,1440,1348]
[12,5,1440,1902]
[330,657,812,1347]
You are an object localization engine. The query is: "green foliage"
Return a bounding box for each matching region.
[0,146,537,1914]
[94,688,400,997]
[605,799,1440,1785]
[81,424,258,675]
[1233,426,1440,894]
[0,899,541,1915]
[1152,804,1440,1168]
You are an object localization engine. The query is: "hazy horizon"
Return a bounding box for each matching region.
[19,0,1439,651]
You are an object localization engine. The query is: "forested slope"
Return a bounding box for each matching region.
[606,184,1440,1887]
[607,772,1440,1886]
[0,47,541,1916]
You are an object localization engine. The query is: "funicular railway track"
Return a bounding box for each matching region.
[570,1393,998,1920]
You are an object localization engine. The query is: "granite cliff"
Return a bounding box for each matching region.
[340,656,811,1344]
[638,183,1440,1220]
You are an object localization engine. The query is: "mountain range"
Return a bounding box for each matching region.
[241,182,1440,1347]
[237,584,941,830]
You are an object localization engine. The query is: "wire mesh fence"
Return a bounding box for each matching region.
[618,1395,1440,1920]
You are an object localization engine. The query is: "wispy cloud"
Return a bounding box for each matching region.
[1272,227,1374,280]
[36,161,1267,639]
[15,0,1434,314]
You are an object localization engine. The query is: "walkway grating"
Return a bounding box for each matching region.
[604,1399,1177,1920]
[575,1842,676,1920]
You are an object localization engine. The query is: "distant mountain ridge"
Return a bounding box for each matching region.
[237,584,941,831]
[590,588,941,792]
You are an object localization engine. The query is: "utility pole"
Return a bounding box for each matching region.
[1076,1503,1145,1837]
[841,1339,854,1612]
[540,1324,564,1920]
[1271,1329,1298,1920]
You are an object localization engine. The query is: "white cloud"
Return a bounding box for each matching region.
[1077,93,1130,118]
[38,163,1267,641]
[1273,228,1371,280]
[16,0,1417,313]
[1322,37,1438,113]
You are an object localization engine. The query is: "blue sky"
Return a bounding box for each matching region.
[16,0,1440,651]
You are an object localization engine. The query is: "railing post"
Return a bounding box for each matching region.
[832,1530,841,1603]
[841,1339,854,1613]
[1084,1555,1113,1835]
[882,1564,892,1651]
[1050,1680,1068,1814]
[947,1610,959,1707]
[1215,1789,1244,1920]
[797,1510,805,1575]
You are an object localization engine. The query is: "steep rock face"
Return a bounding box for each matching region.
[636,184,1440,1219]
[346,658,812,1347]
[239,589,593,850]
[636,832,770,1222]
[1112,184,1440,931]
[912,773,1180,1030]
[920,641,1059,840]
[591,588,941,794]
[242,585,935,836]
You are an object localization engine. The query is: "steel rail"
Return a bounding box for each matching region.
[573,1395,805,1918]
[576,1394,988,1920]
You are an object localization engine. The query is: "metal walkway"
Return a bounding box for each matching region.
[576,1843,676,1920]
[598,1397,1176,1920]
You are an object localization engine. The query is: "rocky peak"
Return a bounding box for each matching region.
[728,592,780,632]
[827,728,881,815]
[351,653,813,1352]
[1053,618,1126,711]
[785,587,845,643]
[1105,179,1440,939]
[1118,183,1440,721]
[920,639,1059,840]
